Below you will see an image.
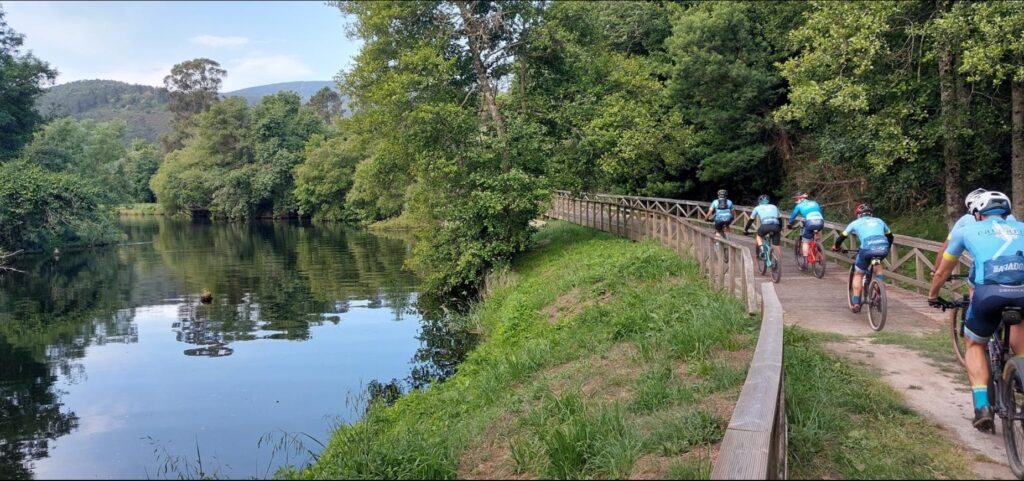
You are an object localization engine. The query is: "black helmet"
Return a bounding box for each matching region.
[717,189,728,199]
[758,194,770,205]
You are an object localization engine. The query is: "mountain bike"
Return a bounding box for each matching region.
[790,221,826,278]
[842,249,887,331]
[746,230,781,283]
[931,297,1024,478]
[942,274,971,367]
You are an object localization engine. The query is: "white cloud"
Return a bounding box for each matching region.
[223,54,314,90]
[190,35,250,48]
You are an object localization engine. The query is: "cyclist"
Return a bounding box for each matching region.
[935,188,1017,297]
[832,203,894,313]
[788,192,826,263]
[744,194,783,261]
[704,189,736,240]
[928,191,1024,432]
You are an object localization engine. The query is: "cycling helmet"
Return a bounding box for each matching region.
[965,188,987,210]
[855,203,872,218]
[758,194,770,205]
[717,189,728,199]
[793,191,808,202]
[972,191,1011,216]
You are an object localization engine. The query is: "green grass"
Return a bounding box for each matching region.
[872,329,964,377]
[116,203,165,216]
[295,220,758,479]
[882,205,947,242]
[369,213,428,231]
[786,327,973,479]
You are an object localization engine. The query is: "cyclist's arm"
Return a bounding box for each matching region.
[744,217,755,232]
[704,205,714,220]
[933,238,952,274]
[833,225,852,250]
[885,225,894,246]
[787,208,799,224]
[929,231,965,298]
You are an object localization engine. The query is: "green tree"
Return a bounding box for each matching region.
[20,118,131,204]
[957,1,1024,218]
[0,6,56,159]
[306,86,344,124]
[161,58,226,151]
[120,139,163,202]
[294,133,363,221]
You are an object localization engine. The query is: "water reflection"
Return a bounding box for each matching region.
[0,218,468,478]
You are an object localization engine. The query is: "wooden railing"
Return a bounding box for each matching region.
[546,192,786,479]
[552,191,971,297]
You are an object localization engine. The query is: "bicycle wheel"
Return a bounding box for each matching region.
[1001,357,1024,477]
[867,279,887,331]
[793,238,804,270]
[949,302,967,368]
[758,246,767,275]
[770,251,782,283]
[812,244,826,278]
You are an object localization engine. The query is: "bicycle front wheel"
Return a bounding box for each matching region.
[949,303,967,368]
[1002,357,1024,478]
[812,245,826,278]
[770,251,781,283]
[867,279,887,331]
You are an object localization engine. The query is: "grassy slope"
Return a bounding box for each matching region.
[296,220,973,480]
[298,221,757,479]
[116,203,165,216]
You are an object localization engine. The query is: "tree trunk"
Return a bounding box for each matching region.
[1013,81,1024,219]
[936,0,962,228]
[456,1,511,173]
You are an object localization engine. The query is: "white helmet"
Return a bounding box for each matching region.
[970,191,1011,216]
[965,188,987,210]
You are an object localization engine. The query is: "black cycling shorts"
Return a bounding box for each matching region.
[757,223,781,244]
[714,219,733,233]
[965,284,1024,341]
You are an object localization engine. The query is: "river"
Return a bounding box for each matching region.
[0,218,468,479]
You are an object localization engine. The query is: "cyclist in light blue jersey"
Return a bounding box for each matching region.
[929,191,1024,432]
[704,189,736,240]
[787,192,825,259]
[832,203,893,312]
[935,188,1018,294]
[744,194,782,260]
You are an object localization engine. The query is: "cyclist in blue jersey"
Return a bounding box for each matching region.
[788,192,826,261]
[704,189,736,240]
[929,191,1024,432]
[744,194,783,260]
[935,188,1018,296]
[832,203,894,313]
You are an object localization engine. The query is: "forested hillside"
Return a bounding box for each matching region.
[222,80,338,105]
[36,80,171,143]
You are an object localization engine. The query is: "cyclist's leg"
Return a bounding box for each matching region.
[768,226,783,260]
[800,222,813,257]
[851,252,870,306]
[964,285,1013,422]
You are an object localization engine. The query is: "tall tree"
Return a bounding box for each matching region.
[958,1,1024,218]
[161,58,226,151]
[307,86,344,124]
[0,6,56,159]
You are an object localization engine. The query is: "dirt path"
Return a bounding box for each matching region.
[734,235,1015,479]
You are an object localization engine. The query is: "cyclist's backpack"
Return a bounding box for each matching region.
[717,199,729,210]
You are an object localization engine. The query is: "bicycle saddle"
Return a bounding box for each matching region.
[1002,307,1024,326]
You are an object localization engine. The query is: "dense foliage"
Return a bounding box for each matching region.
[36,80,170,143]
[0,8,55,159]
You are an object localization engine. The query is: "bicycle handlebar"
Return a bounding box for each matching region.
[929,297,969,311]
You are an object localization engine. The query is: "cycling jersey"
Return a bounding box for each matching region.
[752,204,781,225]
[945,217,1024,286]
[788,199,824,224]
[842,216,892,248]
[710,199,734,221]
[843,216,892,272]
[948,213,1019,240]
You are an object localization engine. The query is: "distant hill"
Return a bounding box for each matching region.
[222,81,338,105]
[37,79,171,143]
[37,79,343,143]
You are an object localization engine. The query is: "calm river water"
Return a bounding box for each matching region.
[0,218,464,479]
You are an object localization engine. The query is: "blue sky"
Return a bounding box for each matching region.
[2,1,362,91]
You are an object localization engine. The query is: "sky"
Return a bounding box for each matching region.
[2,1,362,91]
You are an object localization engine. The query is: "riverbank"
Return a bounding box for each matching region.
[115,203,165,216]
[297,220,973,479]
[299,221,758,479]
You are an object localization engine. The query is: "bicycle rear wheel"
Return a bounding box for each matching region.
[867,279,887,331]
[1002,357,1024,478]
[812,244,826,278]
[949,302,967,368]
[770,251,781,283]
